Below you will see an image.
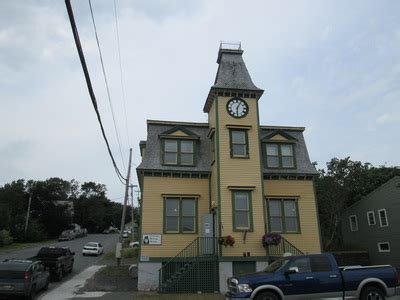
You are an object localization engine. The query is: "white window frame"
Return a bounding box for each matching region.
[367,211,376,226]
[378,242,391,253]
[378,209,389,227]
[349,215,358,232]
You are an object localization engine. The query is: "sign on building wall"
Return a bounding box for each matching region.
[142,234,162,245]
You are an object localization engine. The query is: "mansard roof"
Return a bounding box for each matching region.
[137,120,317,176]
[260,127,318,176]
[137,120,210,173]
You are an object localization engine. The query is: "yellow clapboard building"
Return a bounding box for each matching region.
[136,45,322,293]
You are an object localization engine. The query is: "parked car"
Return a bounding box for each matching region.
[122,231,129,238]
[0,259,49,299]
[30,247,75,281]
[129,241,139,248]
[82,242,104,256]
[58,230,75,241]
[225,253,400,300]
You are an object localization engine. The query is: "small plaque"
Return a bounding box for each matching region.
[142,234,162,245]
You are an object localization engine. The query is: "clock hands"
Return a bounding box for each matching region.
[227,98,247,118]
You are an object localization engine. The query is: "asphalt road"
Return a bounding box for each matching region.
[0,233,119,298]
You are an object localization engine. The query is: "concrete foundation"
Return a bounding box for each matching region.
[219,262,233,293]
[137,262,161,291]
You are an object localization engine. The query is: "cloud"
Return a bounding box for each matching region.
[377,113,400,124]
[1,0,400,199]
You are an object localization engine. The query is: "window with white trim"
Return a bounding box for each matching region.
[367,211,376,226]
[378,209,388,227]
[349,215,358,232]
[378,242,390,253]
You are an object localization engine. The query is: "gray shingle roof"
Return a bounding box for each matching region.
[137,121,317,176]
[213,49,263,91]
[260,128,318,175]
[203,49,264,112]
[137,121,211,173]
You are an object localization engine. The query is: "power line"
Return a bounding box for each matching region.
[65,0,126,183]
[88,0,126,172]
[113,0,131,148]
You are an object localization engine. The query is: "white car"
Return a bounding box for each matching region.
[129,241,139,248]
[122,231,129,238]
[82,242,104,256]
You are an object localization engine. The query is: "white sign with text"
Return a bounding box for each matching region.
[142,234,162,245]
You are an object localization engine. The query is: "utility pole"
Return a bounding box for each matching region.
[116,148,132,266]
[24,192,33,237]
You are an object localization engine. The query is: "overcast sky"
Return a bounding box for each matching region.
[1,0,399,202]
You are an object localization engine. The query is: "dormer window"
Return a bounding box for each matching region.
[262,130,297,169]
[265,143,295,168]
[163,140,194,166]
[159,126,199,167]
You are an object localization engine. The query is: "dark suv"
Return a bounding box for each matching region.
[0,259,50,299]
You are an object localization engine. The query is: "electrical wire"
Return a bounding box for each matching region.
[113,0,131,148]
[65,0,126,183]
[88,0,126,172]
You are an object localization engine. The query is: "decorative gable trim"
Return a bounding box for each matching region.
[159,126,200,140]
[262,129,297,142]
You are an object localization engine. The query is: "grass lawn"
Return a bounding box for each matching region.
[0,239,57,254]
[101,247,138,267]
[99,265,131,277]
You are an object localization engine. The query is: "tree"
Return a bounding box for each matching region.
[315,157,400,250]
[0,178,131,242]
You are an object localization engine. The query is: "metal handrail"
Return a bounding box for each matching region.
[266,236,304,256]
[158,237,218,292]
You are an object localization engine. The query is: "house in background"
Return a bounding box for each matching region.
[136,44,322,293]
[341,176,400,267]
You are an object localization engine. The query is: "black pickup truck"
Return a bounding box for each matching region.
[30,247,75,281]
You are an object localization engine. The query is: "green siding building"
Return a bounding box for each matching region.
[341,176,400,267]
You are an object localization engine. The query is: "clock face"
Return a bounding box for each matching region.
[227,98,248,118]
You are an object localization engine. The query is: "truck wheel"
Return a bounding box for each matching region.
[43,278,49,290]
[26,285,36,300]
[255,290,280,300]
[360,286,385,300]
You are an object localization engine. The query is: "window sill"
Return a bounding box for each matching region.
[233,229,253,232]
[231,155,250,159]
[265,166,297,169]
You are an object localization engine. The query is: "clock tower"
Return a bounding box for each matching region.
[204,44,266,258]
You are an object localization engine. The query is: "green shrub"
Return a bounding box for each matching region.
[12,220,47,243]
[122,248,138,258]
[122,237,132,248]
[0,230,13,246]
[105,248,138,259]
